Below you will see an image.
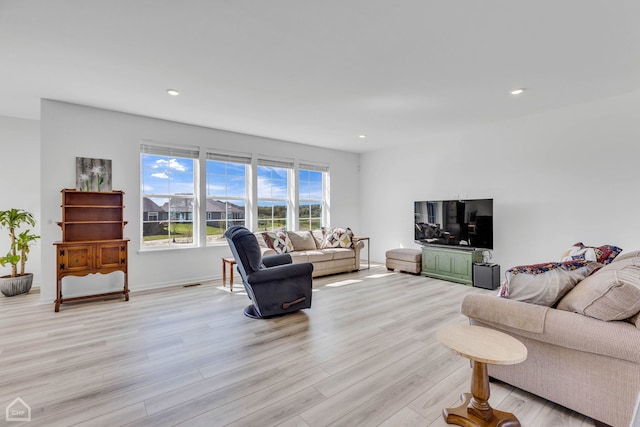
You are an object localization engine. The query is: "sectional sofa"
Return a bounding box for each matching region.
[462,250,640,427]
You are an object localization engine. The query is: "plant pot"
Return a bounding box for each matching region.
[0,273,33,297]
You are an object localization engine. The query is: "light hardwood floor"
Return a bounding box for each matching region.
[0,265,596,426]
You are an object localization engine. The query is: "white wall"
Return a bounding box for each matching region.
[40,100,360,304]
[360,90,640,275]
[0,116,41,284]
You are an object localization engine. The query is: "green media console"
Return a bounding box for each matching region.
[421,246,483,285]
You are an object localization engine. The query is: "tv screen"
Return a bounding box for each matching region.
[414,199,493,250]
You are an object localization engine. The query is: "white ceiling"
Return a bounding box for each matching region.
[2,1,640,153]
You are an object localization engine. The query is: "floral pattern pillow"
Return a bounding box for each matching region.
[261,231,294,254]
[499,260,599,307]
[560,242,622,265]
[321,227,354,249]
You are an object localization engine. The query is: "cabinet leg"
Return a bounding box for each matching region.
[55,279,61,312]
[124,272,129,301]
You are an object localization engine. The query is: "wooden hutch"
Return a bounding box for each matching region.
[54,189,129,312]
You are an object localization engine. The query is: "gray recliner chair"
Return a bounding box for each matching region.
[224,226,314,318]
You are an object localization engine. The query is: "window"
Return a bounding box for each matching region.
[141,144,198,248]
[140,145,331,247]
[298,163,328,230]
[257,159,293,231]
[206,153,250,244]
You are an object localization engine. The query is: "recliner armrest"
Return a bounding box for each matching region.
[247,262,314,285]
[262,253,292,267]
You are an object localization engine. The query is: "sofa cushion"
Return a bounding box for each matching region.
[499,260,598,307]
[287,231,317,251]
[557,258,640,321]
[261,231,294,254]
[321,227,354,249]
[305,250,334,263]
[288,252,309,263]
[560,242,622,265]
[322,248,354,260]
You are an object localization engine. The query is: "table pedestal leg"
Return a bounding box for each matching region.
[443,361,521,427]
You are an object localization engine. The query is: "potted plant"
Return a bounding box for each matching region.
[0,209,40,297]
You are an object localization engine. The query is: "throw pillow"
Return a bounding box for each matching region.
[498,260,599,307]
[560,242,622,265]
[321,227,354,249]
[255,232,270,249]
[286,231,317,251]
[261,231,294,254]
[260,232,275,249]
[557,258,640,321]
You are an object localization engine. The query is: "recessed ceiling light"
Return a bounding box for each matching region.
[166,89,180,96]
[510,88,525,95]
[359,134,367,139]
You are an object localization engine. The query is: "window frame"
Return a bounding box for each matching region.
[297,163,329,231]
[139,145,331,249]
[205,152,251,245]
[140,143,199,250]
[256,158,294,232]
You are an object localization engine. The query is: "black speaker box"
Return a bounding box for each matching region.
[473,263,500,290]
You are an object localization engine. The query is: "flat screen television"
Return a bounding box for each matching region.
[414,199,493,250]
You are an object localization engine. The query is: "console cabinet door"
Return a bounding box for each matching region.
[421,247,482,285]
[451,252,472,279]
[95,242,126,268]
[58,244,94,273]
[423,250,438,273]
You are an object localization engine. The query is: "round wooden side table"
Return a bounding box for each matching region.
[437,323,528,427]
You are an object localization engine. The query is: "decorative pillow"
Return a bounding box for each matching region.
[557,258,640,321]
[560,242,622,265]
[260,232,274,249]
[311,229,323,249]
[261,231,294,254]
[286,231,317,251]
[255,232,269,249]
[499,260,599,307]
[321,227,354,249]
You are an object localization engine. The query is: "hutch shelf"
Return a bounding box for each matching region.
[54,189,129,312]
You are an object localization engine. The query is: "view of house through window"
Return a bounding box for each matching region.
[141,144,329,248]
[205,153,250,244]
[141,144,198,247]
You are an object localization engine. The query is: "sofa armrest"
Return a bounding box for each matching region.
[352,239,365,270]
[462,293,548,333]
[462,293,640,364]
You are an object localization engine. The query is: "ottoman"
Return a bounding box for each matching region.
[386,248,422,274]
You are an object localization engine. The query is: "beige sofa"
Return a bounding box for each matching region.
[255,230,364,278]
[461,255,640,427]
